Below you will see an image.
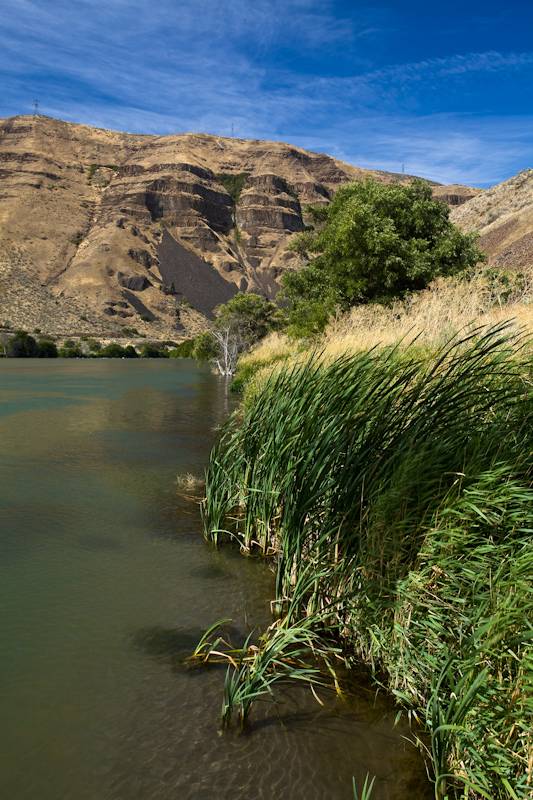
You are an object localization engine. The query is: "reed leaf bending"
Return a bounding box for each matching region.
[202,323,532,799]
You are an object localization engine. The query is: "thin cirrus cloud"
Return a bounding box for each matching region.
[330,115,533,186]
[0,0,532,186]
[359,50,533,85]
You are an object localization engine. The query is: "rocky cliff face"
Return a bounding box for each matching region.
[432,184,483,206]
[0,114,479,338]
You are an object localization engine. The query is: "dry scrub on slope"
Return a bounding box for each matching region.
[239,267,533,382]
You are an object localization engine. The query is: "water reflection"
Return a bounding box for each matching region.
[0,360,430,800]
[188,563,230,580]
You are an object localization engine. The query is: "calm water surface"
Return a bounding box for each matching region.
[0,360,429,800]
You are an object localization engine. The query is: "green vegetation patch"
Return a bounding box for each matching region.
[2,330,58,357]
[87,163,120,185]
[1,331,174,359]
[99,343,138,358]
[200,323,533,799]
[216,172,249,205]
[281,178,484,337]
[139,342,168,358]
[169,339,195,358]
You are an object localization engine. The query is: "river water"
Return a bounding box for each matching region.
[0,360,430,800]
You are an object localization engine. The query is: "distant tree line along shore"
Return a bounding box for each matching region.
[0,330,203,359]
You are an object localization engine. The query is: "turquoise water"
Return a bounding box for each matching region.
[0,359,429,799]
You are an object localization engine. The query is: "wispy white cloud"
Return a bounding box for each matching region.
[358,50,533,85]
[344,116,533,187]
[0,1,532,186]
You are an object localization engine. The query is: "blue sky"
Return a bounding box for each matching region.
[0,1,532,186]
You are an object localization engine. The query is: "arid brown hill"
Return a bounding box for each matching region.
[0,114,480,338]
[451,169,533,272]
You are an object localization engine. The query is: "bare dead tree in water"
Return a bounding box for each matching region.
[207,293,281,377]
[212,327,242,377]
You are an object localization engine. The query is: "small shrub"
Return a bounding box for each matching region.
[99,343,124,358]
[70,231,84,246]
[140,343,168,358]
[98,343,138,358]
[216,172,249,205]
[169,339,195,358]
[37,339,58,358]
[58,344,83,358]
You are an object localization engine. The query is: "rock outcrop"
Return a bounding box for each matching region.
[0,114,482,338]
[431,184,483,206]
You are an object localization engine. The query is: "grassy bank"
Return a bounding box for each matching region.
[202,323,532,799]
[234,267,533,392]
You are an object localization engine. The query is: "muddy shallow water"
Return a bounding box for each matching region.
[0,359,430,800]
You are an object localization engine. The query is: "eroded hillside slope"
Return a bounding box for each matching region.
[0,115,481,337]
[451,169,533,270]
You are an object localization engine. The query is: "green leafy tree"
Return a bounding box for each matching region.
[99,343,137,358]
[215,293,281,347]
[58,343,83,358]
[169,339,196,358]
[192,331,218,361]
[186,294,280,375]
[140,342,168,358]
[37,339,58,358]
[6,331,39,357]
[282,179,484,336]
[278,265,336,338]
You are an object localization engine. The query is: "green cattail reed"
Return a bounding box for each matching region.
[201,322,532,799]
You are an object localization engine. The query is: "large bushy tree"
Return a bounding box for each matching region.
[282,178,483,336]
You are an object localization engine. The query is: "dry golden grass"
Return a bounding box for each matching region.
[451,169,532,232]
[323,270,532,357]
[240,269,532,388]
[239,331,293,368]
